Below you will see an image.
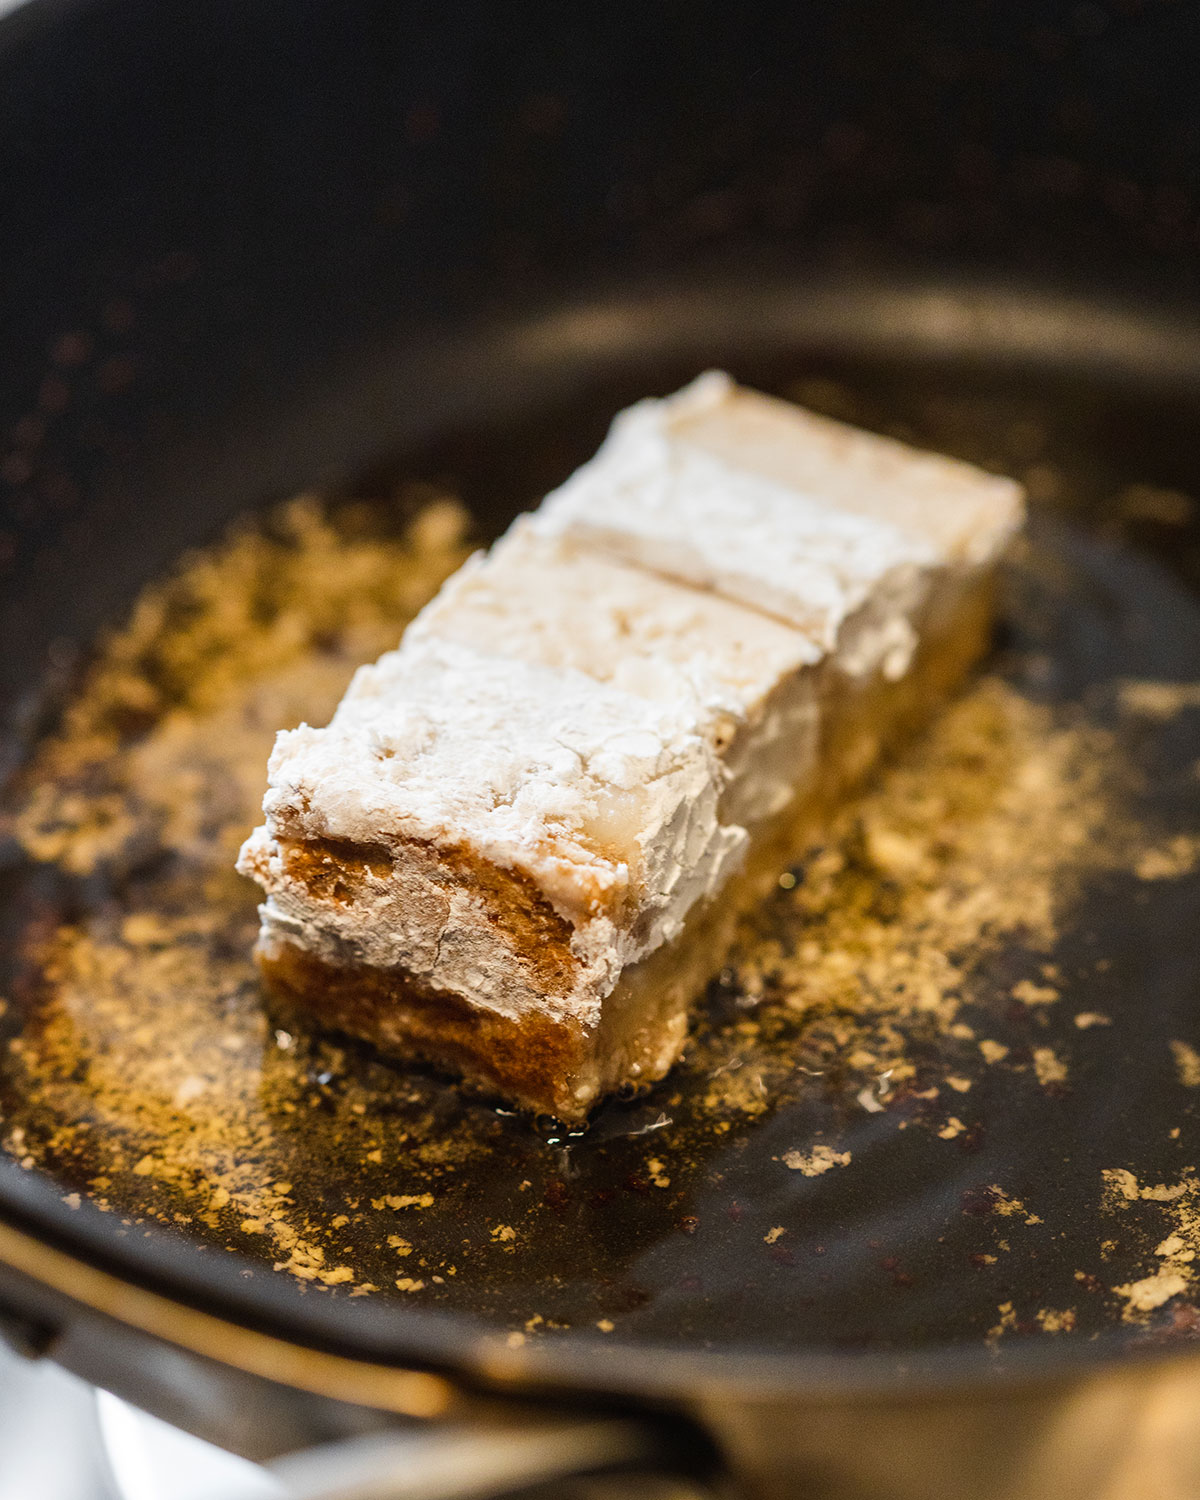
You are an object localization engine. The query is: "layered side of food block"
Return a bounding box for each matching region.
[238,373,1024,1120]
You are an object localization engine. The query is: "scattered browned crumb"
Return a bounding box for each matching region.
[1117,680,1200,722]
[1101,1168,1200,1321]
[1036,1307,1077,1333]
[1012,980,1059,1006]
[1,492,476,1294]
[1033,1047,1068,1088]
[782,1144,851,1176]
[13,492,471,878]
[692,677,1137,1124]
[986,1301,1018,1345]
[1169,1041,1200,1089]
[986,1187,1029,1219]
[1135,837,1200,882]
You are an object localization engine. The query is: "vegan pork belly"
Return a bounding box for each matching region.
[238,373,1024,1119]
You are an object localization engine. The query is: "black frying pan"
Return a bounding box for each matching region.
[2,5,1200,1499]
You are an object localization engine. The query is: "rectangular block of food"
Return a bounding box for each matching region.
[238,374,1024,1120]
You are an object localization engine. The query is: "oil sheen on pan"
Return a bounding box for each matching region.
[1,365,1199,1359]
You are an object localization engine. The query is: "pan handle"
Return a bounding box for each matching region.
[258,1414,721,1500]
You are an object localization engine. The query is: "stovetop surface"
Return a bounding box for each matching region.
[0,1337,280,1500]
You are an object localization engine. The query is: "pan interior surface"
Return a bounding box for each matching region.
[1,283,1200,1382]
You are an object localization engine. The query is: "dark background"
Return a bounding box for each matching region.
[3,0,1200,718]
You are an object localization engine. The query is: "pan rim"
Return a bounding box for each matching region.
[1,1154,1195,1409]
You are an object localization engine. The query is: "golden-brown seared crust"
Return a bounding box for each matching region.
[258,938,591,1119]
[276,835,582,992]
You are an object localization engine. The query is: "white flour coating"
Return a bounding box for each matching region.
[239,637,747,1019]
[538,433,930,650]
[239,374,1025,1034]
[538,371,1021,650]
[411,518,821,721]
[411,516,816,750]
[408,519,824,827]
[637,371,1023,566]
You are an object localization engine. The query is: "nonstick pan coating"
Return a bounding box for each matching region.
[2,271,1200,1404]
